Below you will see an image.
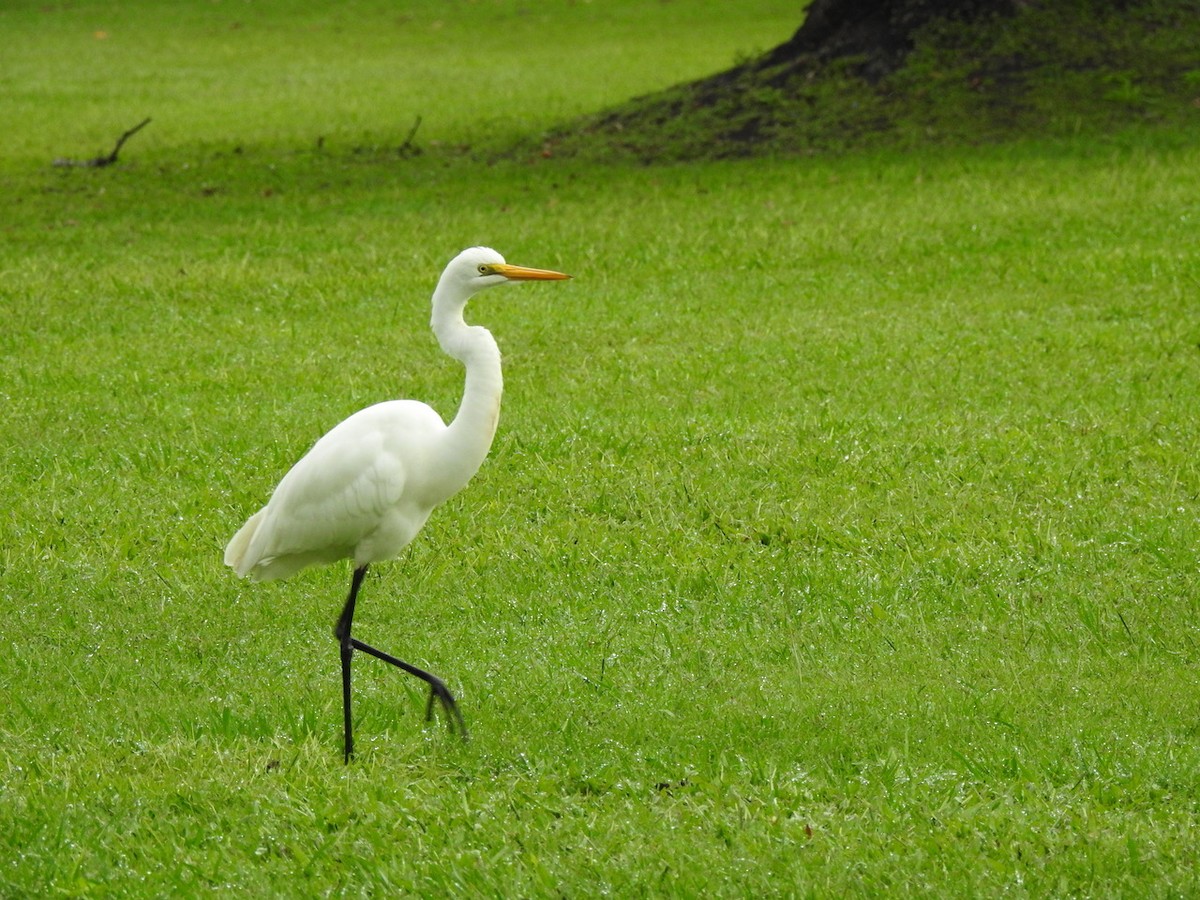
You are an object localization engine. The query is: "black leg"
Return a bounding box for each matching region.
[335,565,369,764]
[349,637,468,738]
[332,565,468,763]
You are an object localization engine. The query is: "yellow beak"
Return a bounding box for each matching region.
[492,264,572,281]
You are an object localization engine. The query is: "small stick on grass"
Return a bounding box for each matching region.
[397,115,422,157]
[54,117,152,168]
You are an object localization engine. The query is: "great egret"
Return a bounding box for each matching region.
[224,246,571,761]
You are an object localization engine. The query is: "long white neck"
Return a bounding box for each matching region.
[428,293,503,502]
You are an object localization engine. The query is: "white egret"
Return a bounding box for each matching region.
[224,246,571,761]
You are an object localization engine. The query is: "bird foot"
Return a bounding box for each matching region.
[425,678,469,740]
[348,637,468,740]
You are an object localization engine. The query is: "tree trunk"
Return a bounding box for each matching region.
[760,0,1022,81]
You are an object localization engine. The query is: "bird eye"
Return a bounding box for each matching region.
[477,264,490,275]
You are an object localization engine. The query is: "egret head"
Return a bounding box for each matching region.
[439,246,571,301]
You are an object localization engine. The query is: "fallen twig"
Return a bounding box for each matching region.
[397,115,422,157]
[54,118,152,168]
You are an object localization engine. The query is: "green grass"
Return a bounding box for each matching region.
[3,1,1200,896]
[0,0,797,160]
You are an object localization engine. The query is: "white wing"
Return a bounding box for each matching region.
[226,400,447,581]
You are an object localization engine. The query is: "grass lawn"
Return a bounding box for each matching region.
[2,1,1199,895]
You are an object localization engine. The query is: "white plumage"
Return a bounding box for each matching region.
[226,399,447,582]
[224,246,570,760]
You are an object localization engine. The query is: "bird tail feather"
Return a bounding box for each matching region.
[224,508,266,577]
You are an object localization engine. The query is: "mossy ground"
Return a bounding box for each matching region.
[532,1,1200,161]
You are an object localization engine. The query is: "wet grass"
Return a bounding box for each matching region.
[2,1,1200,895]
